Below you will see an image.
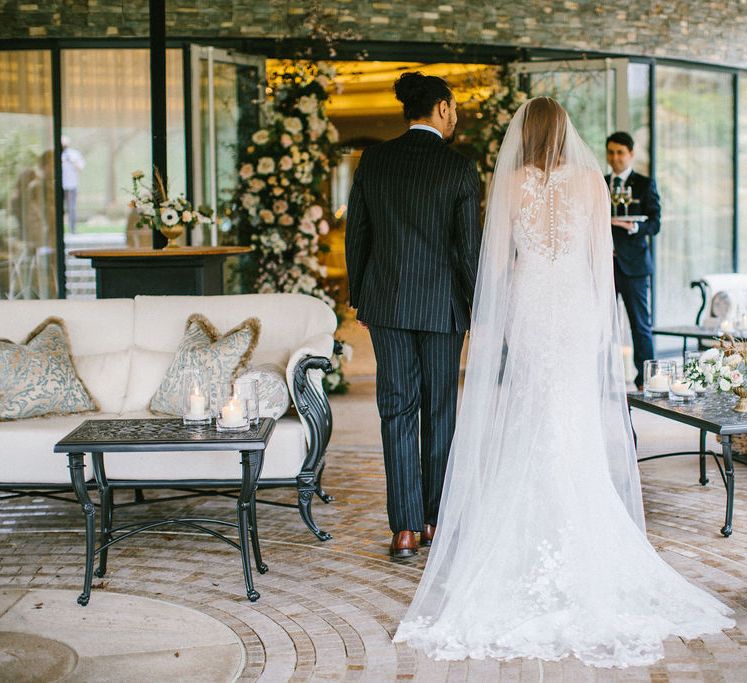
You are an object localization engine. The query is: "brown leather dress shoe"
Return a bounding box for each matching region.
[390,531,418,558]
[421,524,436,547]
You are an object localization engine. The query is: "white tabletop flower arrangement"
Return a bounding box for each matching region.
[684,346,744,394]
[129,169,214,248]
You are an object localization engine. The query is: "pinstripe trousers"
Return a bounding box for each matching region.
[369,325,464,533]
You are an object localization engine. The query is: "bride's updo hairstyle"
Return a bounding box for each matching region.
[522,96,568,172]
[394,71,452,121]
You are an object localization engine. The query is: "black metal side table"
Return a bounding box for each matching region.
[628,391,744,537]
[54,417,275,606]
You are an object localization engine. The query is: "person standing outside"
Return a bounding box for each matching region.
[605,131,661,390]
[345,72,481,558]
[61,135,85,234]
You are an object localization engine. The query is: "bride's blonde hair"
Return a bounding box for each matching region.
[522,96,567,172]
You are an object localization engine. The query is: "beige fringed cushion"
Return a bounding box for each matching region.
[150,314,261,416]
[0,317,98,420]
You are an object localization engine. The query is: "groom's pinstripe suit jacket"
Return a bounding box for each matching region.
[345,129,481,333]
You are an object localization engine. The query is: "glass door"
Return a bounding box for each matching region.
[190,46,263,246]
[512,58,630,168]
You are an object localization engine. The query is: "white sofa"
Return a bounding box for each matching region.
[0,293,337,540]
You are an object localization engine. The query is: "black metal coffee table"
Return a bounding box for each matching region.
[628,391,746,537]
[55,417,275,606]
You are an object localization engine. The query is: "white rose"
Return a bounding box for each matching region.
[279,156,293,171]
[273,200,289,214]
[241,193,259,209]
[327,122,339,143]
[308,205,323,221]
[259,209,275,224]
[252,129,270,145]
[318,219,329,235]
[257,157,275,175]
[248,178,265,192]
[316,74,330,89]
[239,163,254,179]
[731,370,743,385]
[720,378,733,392]
[297,94,318,114]
[284,117,303,135]
[726,353,743,367]
[181,210,192,223]
[280,133,293,148]
[299,218,316,235]
[704,369,714,384]
[272,186,284,196]
[278,213,294,226]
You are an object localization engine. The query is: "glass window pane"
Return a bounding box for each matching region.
[0,50,56,299]
[655,66,733,333]
[62,49,152,297]
[628,62,650,176]
[740,75,747,273]
[530,68,613,168]
[167,48,185,200]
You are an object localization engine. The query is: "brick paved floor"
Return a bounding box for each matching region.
[2,380,747,681]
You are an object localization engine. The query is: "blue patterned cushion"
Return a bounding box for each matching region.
[150,314,261,416]
[235,364,290,419]
[0,317,98,420]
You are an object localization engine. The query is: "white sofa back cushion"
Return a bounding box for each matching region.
[0,299,134,415]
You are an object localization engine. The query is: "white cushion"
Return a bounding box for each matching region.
[701,274,747,318]
[0,414,120,484]
[76,350,131,414]
[0,299,134,356]
[102,415,307,481]
[121,347,174,413]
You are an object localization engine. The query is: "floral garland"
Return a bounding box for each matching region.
[229,60,350,392]
[462,65,528,181]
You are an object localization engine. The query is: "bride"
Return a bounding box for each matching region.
[393,97,734,668]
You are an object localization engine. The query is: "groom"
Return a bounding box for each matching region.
[346,72,481,558]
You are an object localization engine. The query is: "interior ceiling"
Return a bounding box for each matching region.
[266,59,497,117]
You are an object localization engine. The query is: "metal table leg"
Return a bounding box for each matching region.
[238,448,265,601]
[699,429,709,486]
[721,435,735,537]
[67,452,95,606]
[92,452,112,578]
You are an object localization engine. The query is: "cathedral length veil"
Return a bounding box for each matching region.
[394,98,733,667]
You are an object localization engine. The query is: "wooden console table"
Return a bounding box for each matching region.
[70,246,252,298]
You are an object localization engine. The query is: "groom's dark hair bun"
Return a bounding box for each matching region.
[394,71,452,121]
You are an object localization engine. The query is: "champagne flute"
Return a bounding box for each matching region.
[610,187,622,217]
[621,186,633,217]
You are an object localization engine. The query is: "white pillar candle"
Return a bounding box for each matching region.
[221,399,243,426]
[647,373,671,392]
[189,393,206,417]
[670,381,694,397]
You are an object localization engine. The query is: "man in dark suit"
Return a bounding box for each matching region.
[605,131,661,390]
[345,72,481,558]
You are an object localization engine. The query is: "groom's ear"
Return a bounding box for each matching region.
[437,99,449,119]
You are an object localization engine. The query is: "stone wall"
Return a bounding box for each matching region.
[3,0,747,69]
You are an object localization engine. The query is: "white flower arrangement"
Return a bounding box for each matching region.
[129,169,213,235]
[684,348,745,393]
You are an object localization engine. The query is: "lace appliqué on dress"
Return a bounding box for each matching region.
[516,166,579,262]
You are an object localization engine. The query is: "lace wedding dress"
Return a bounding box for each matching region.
[393,98,733,668]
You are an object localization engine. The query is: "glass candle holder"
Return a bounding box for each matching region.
[216,382,248,430]
[183,363,211,425]
[669,369,695,402]
[643,359,675,398]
